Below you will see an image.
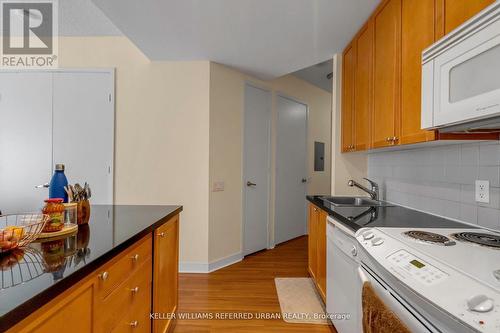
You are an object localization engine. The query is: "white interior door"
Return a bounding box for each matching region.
[52,71,114,204]
[243,84,271,256]
[0,72,53,214]
[275,95,307,245]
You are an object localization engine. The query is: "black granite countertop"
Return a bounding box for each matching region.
[0,204,182,331]
[307,195,474,232]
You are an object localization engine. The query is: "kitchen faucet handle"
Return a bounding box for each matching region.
[363,177,378,189]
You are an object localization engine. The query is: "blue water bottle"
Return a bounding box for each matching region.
[49,164,69,202]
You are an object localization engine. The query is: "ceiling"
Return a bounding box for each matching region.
[91,0,379,79]
[293,59,333,92]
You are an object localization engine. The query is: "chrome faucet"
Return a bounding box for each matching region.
[348,178,379,200]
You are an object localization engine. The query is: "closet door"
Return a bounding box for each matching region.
[52,71,115,204]
[0,72,53,214]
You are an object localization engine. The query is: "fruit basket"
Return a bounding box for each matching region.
[0,214,49,253]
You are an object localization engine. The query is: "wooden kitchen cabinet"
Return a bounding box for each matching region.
[372,0,401,148]
[400,0,437,145]
[7,212,181,333]
[308,203,318,279]
[307,203,327,302]
[8,279,95,333]
[341,43,356,152]
[316,208,327,301]
[153,215,179,333]
[340,0,498,153]
[442,0,495,34]
[354,20,374,151]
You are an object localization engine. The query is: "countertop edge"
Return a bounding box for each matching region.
[1,205,183,332]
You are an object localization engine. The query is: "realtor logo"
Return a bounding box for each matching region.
[1,0,58,67]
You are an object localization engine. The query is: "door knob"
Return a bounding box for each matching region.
[35,183,49,188]
[246,181,256,187]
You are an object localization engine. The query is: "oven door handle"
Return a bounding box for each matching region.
[358,266,369,283]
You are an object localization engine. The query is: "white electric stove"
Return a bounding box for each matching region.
[356,227,500,333]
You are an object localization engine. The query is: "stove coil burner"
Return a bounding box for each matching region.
[403,230,456,246]
[451,232,500,249]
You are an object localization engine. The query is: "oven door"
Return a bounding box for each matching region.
[358,265,436,333]
[422,4,500,129]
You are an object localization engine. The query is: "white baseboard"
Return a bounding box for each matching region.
[179,252,243,273]
[208,252,243,272]
[178,261,209,273]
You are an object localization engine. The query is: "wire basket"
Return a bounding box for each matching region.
[0,214,49,253]
[0,247,46,289]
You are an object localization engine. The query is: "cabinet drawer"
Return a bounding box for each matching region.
[110,279,152,333]
[96,259,152,331]
[96,234,152,298]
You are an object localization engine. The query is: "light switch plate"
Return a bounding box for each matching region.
[213,181,225,192]
[475,180,490,203]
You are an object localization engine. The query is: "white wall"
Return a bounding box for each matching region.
[208,62,332,264]
[59,36,211,264]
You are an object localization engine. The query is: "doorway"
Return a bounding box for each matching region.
[243,84,271,256]
[274,95,308,245]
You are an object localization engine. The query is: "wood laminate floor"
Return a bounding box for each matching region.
[173,236,337,333]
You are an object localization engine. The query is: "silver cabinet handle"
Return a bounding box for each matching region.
[246,181,256,187]
[99,271,109,280]
[129,320,138,328]
[158,232,165,237]
[35,183,49,188]
[130,254,139,261]
[130,286,139,294]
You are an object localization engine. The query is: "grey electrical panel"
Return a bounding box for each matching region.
[314,141,325,171]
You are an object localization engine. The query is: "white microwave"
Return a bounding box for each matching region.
[421,2,500,132]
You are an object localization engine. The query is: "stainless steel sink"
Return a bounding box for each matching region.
[321,196,393,207]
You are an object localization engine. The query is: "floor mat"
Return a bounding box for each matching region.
[274,277,328,325]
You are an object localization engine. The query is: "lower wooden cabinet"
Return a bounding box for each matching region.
[307,203,327,302]
[9,279,95,333]
[153,215,179,333]
[7,214,180,333]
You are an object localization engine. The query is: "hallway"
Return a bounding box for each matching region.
[174,236,336,332]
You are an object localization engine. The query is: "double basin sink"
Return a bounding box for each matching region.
[321,196,393,207]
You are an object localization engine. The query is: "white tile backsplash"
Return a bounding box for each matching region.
[368,141,500,231]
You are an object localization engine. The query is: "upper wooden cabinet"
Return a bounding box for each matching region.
[341,0,496,153]
[400,0,437,144]
[354,21,374,151]
[443,0,495,34]
[341,43,356,152]
[372,0,401,148]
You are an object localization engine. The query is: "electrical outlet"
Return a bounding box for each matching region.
[213,181,225,192]
[475,180,490,203]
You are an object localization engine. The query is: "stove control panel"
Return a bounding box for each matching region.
[386,250,449,286]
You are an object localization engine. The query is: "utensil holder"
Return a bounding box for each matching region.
[76,200,91,225]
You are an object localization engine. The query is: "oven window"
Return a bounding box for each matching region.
[449,43,500,103]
